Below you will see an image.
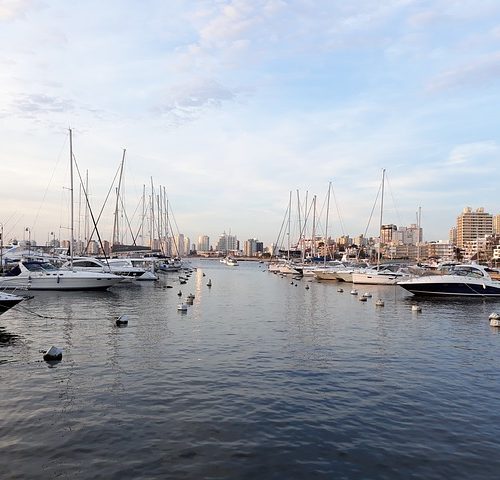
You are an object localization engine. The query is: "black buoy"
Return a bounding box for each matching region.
[116,314,129,326]
[178,290,182,296]
[43,346,63,362]
[207,279,212,287]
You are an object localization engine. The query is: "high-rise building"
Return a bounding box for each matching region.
[216,232,238,253]
[244,238,262,256]
[380,224,397,244]
[449,227,457,245]
[456,207,493,248]
[197,235,210,252]
[493,214,500,235]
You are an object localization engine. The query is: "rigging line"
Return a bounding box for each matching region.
[118,195,137,246]
[83,161,122,253]
[72,156,111,267]
[331,185,346,236]
[32,135,68,233]
[363,182,382,239]
[270,201,290,261]
[384,172,403,227]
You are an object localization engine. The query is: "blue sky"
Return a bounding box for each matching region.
[1,0,499,247]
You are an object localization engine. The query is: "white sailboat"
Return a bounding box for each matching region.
[0,129,123,291]
[352,169,409,285]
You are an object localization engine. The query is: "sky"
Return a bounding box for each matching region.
[1,0,500,248]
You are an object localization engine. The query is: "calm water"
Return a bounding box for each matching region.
[1,259,500,479]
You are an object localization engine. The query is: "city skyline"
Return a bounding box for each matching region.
[2,1,500,246]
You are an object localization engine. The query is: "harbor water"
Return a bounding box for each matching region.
[1,259,500,479]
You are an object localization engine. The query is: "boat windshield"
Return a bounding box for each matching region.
[22,261,58,272]
[451,266,484,278]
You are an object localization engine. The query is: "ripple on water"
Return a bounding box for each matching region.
[1,261,500,479]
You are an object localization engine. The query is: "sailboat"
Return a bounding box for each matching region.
[0,130,123,291]
[351,169,409,285]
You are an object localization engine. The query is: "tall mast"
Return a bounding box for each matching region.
[112,149,126,246]
[312,195,317,258]
[324,182,331,266]
[287,191,292,261]
[377,168,386,267]
[69,128,74,267]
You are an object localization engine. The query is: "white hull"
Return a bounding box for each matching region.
[352,272,401,285]
[1,261,123,291]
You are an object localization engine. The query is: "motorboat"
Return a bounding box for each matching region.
[0,291,25,314]
[397,264,500,297]
[223,256,238,266]
[0,260,123,291]
[61,256,146,278]
[352,265,410,285]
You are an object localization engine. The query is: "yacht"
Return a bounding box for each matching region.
[397,264,500,297]
[0,260,123,291]
[352,264,410,285]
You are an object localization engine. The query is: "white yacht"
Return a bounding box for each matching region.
[397,264,500,297]
[0,260,123,291]
[352,265,409,285]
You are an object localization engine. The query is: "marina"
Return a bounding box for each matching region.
[1,259,500,479]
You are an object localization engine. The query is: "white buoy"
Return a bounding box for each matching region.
[375,299,384,307]
[337,288,344,293]
[489,312,500,327]
[363,292,372,298]
[43,346,63,362]
[359,296,367,302]
[116,314,129,326]
[177,303,188,311]
[412,305,422,312]
[350,289,358,295]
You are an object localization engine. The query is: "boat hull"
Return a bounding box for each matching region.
[398,278,500,297]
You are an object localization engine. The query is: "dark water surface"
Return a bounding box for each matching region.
[1,259,500,479]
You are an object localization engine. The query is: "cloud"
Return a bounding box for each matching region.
[427,52,500,92]
[0,0,31,21]
[156,78,240,125]
[445,141,499,166]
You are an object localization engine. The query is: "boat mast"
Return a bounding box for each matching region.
[324,181,331,266]
[69,128,74,268]
[312,195,317,259]
[112,149,126,247]
[377,169,386,268]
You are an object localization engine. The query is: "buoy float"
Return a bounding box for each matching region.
[177,290,182,296]
[177,303,188,312]
[43,346,63,362]
[375,299,384,307]
[166,285,173,289]
[350,289,358,295]
[116,314,129,326]
[412,305,422,312]
[489,312,500,327]
[337,288,344,293]
[359,296,367,302]
[363,292,372,298]
[207,279,212,287]
[305,285,310,290]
